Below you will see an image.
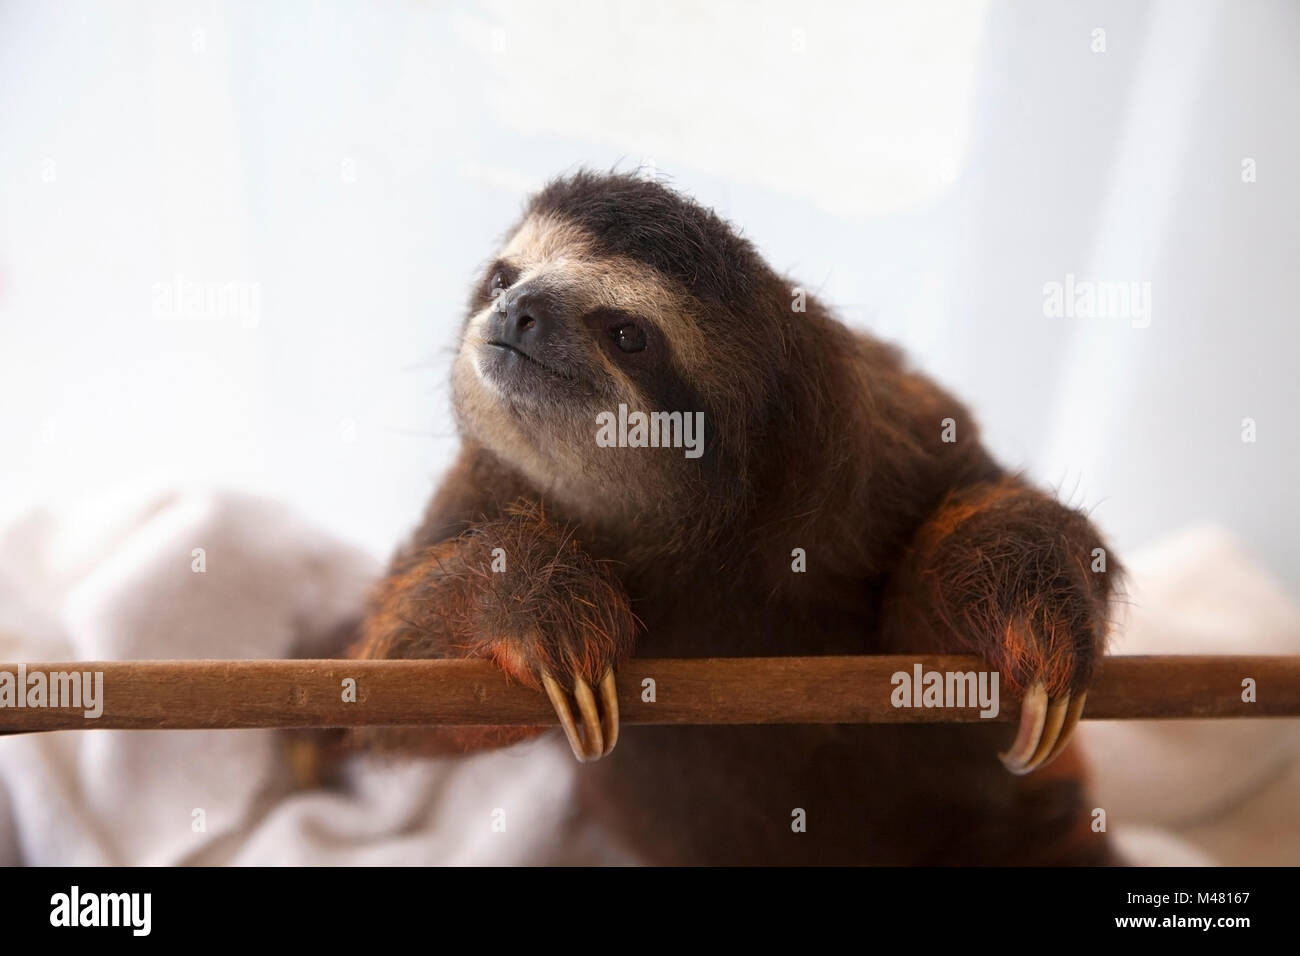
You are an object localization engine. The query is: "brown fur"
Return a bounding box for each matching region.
[349,171,1121,864]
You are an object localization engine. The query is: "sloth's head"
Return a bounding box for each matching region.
[452,172,815,532]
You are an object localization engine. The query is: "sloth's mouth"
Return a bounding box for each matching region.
[483,341,586,389]
[486,340,532,361]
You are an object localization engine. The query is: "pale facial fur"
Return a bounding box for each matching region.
[452,214,707,523]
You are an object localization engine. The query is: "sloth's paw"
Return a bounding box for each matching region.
[987,590,1109,775]
[485,627,624,763]
[467,507,638,762]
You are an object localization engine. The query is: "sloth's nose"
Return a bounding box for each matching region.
[493,289,557,354]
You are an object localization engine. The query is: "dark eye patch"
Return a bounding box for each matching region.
[580,306,704,418]
[612,323,647,353]
[583,307,654,357]
[476,259,520,308]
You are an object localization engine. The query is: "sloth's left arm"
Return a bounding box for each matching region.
[880,475,1119,774]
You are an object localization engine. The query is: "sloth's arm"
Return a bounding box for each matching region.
[881,475,1119,774]
[351,501,638,761]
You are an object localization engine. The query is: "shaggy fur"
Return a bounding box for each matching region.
[349,171,1120,865]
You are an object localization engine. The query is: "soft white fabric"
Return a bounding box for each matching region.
[0,492,1295,865]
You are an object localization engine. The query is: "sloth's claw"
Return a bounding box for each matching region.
[999,683,1047,773]
[599,669,620,756]
[1023,693,1069,771]
[571,675,603,758]
[541,670,599,761]
[541,668,619,762]
[1045,692,1087,765]
[999,684,1086,775]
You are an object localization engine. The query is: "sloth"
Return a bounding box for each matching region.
[352,171,1119,865]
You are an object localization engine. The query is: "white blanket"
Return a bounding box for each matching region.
[0,489,1296,865]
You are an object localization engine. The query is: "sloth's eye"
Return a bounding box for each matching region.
[612,323,647,353]
[488,271,509,296]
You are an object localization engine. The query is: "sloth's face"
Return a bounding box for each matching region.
[452,213,714,520]
[458,214,700,411]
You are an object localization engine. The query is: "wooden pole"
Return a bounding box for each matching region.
[0,655,1296,734]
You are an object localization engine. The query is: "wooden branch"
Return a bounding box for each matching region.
[0,655,1296,734]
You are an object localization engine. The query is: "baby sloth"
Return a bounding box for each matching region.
[355,171,1118,865]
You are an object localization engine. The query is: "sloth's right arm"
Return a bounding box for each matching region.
[351,500,638,762]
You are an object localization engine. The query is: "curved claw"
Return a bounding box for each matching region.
[540,668,620,763]
[1044,691,1087,765]
[599,669,619,757]
[1022,693,1069,773]
[572,676,604,758]
[541,671,590,761]
[999,685,1088,775]
[999,683,1047,774]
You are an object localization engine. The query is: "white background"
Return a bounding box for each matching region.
[2,0,1297,597]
